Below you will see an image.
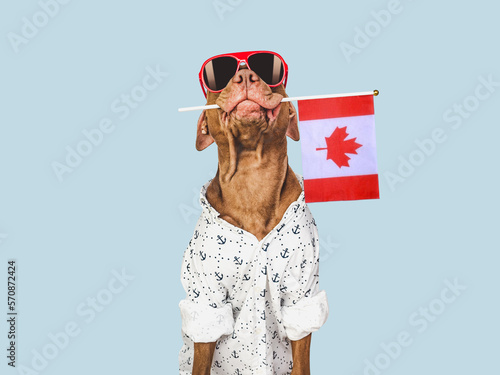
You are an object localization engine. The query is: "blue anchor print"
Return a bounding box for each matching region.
[209,302,217,308]
[216,341,221,349]
[186,263,191,272]
[265,300,270,308]
[261,265,267,275]
[235,369,242,375]
[261,333,266,343]
[261,310,266,320]
[215,272,223,281]
[262,360,268,366]
[272,273,280,283]
[280,286,288,292]
[262,243,269,252]
[273,351,278,359]
[189,247,194,255]
[231,350,239,359]
[289,361,294,370]
[292,224,300,234]
[205,218,211,225]
[312,218,316,226]
[217,235,226,245]
[260,289,266,297]
[293,204,299,213]
[232,331,237,339]
[187,357,192,365]
[311,237,316,247]
[199,250,206,261]
[237,229,244,235]
[193,288,200,298]
[194,230,199,239]
[300,259,307,269]
[305,288,311,297]
[243,274,250,281]
[280,248,289,258]
[277,223,285,233]
[234,256,243,265]
[214,361,221,368]
[272,331,278,339]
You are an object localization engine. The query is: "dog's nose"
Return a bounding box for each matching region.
[232,69,260,90]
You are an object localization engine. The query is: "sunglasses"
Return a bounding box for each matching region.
[199,50,289,97]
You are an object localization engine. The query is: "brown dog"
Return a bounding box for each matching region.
[197,67,302,242]
[179,59,328,375]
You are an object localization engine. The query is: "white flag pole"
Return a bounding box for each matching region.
[178,90,379,112]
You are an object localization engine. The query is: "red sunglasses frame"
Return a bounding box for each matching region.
[198,50,289,98]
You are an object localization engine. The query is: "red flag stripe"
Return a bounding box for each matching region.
[298,95,374,121]
[304,174,380,202]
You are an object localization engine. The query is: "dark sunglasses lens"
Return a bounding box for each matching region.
[203,56,238,91]
[247,53,284,86]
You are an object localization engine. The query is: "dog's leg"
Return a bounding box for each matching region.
[192,342,216,375]
[290,333,312,375]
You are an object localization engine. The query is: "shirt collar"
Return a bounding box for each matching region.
[199,174,306,222]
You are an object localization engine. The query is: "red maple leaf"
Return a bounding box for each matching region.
[316,126,362,168]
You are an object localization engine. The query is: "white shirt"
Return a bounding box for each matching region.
[179,174,329,375]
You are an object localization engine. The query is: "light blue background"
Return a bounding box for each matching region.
[1,0,498,374]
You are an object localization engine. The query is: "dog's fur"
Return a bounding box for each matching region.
[192,65,311,375]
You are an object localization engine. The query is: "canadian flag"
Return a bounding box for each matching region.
[297,94,380,203]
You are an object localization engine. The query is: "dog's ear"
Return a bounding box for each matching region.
[195,110,215,151]
[285,102,300,141]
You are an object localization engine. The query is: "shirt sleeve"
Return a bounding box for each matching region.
[280,225,329,341]
[179,222,234,343]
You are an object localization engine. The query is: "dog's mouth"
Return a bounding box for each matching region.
[216,89,283,129]
[219,100,282,127]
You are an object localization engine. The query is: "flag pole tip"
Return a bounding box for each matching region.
[373,90,379,96]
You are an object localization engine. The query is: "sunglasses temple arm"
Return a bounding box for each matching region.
[199,78,207,98]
